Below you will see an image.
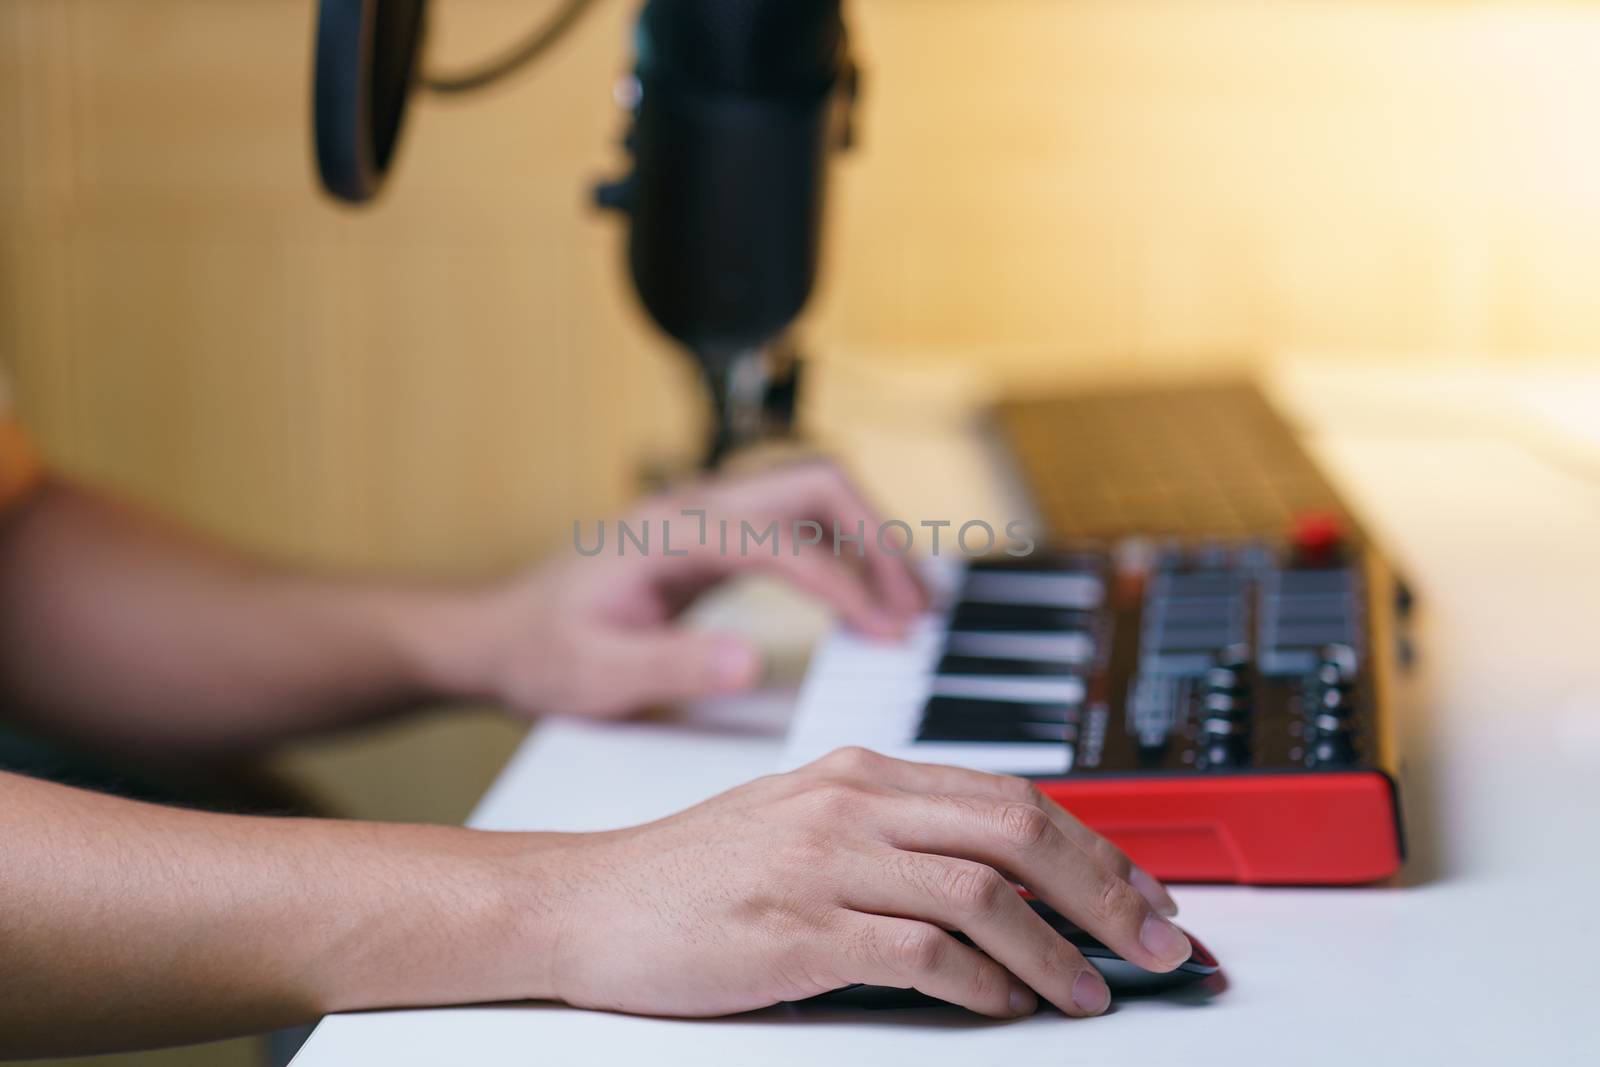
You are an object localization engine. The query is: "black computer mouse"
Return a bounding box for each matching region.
[809,899,1220,1010]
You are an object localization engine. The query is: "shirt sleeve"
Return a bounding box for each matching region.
[0,372,45,518]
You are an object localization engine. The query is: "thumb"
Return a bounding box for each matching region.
[597,629,764,710]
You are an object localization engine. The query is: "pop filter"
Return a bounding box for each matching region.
[313,0,428,203]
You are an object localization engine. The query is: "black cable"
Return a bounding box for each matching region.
[420,0,602,94]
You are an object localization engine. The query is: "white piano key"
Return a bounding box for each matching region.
[784,557,1091,778]
[961,571,1104,609]
[811,619,946,677]
[944,631,1094,664]
[928,675,1086,704]
[886,742,1075,777]
[784,678,931,765]
[913,556,968,613]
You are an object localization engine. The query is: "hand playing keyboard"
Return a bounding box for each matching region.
[415,460,926,720]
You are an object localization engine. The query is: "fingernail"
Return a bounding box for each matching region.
[1139,913,1192,968]
[1008,986,1037,1016]
[712,640,761,690]
[1130,866,1179,917]
[1072,970,1110,1015]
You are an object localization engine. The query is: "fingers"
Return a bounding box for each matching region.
[1127,866,1178,918]
[867,790,1192,976]
[784,462,928,619]
[812,747,1178,917]
[754,543,908,639]
[835,912,1036,1019]
[843,851,1110,1017]
[697,461,928,621]
[581,630,762,714]
[656,515,912,640]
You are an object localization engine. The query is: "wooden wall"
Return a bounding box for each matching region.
[817,0,1600,377]
[1,0,697,575]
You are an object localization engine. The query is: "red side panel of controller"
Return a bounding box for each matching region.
[1037,771,1402,885]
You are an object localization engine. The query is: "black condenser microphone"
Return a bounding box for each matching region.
[595,0,856,464]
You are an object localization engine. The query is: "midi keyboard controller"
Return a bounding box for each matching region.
[784,382,1413,884]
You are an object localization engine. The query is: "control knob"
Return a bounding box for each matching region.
[1308,711,1357,766]
[1199,716,1249,769]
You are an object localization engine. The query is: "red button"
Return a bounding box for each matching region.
[1291,510,1344,562]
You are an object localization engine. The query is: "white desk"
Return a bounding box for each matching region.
[294,363,1600,1065]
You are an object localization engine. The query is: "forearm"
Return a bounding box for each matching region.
[0,768,561,1057]
[0,482,500,757]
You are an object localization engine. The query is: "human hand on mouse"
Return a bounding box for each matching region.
[512,747,1184,1019]
[409,461,926,719]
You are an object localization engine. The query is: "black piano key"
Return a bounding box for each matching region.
[935,654,1080,677]
[969,552,1102,574]
[948,601,1092,633]
[920,696,1079,722]
[918,718,1078,743]
[918,714,1079,744]
[915,696,1080,744]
